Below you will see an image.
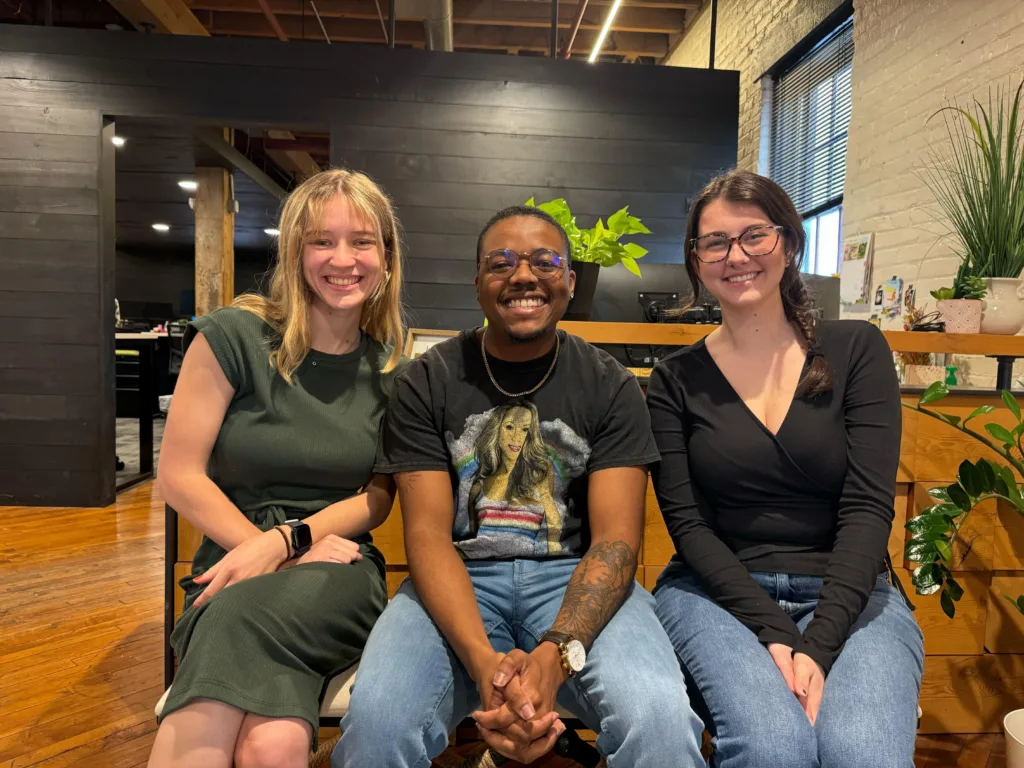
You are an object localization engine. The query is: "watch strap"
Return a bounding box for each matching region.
[540,630,573,647]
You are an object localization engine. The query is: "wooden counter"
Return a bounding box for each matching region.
[171,322,1024,734]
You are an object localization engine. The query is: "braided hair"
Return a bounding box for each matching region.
[682,169,833,397]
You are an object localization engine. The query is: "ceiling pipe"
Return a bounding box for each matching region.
[560,0,590,59]
[255,0,288,40]
[549,0,558,57]
[394,0,453,51]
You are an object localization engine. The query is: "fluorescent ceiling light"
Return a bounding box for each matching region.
[588,0,623,63]
[178,180,198,191]
[264,228,281,236]
[152,223,170,232]
[111,135,126,147]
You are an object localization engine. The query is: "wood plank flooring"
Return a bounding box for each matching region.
[0,481,1011,767]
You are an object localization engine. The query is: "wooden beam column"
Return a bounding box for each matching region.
[194,167,235,316]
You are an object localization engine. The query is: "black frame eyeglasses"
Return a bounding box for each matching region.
[690,225,786,264]
[481,248,569,280]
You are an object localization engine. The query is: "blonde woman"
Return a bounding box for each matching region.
[148,169,405,768]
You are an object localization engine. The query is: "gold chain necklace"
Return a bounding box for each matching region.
[480,327,560,398]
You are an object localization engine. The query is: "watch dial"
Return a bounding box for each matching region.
[566,640,586,671]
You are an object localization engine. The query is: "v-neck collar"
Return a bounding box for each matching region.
[695,337,809,440]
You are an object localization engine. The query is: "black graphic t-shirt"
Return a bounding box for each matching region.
[375,329,659,559]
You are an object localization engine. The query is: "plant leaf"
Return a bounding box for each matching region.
[937,413,963,427]
[607,207,629,235]
[919,381,950,404]
[525,197,535,206]
[945,578,965,601]
[940,587,956,618]
[620,256,642,278]
[963,405,995,425]
[905,540,939,563]
[1003,390,1023,421]
[936,539,954,562]
[958,459,982,497]
[928,487,953,503]
[977,459,997,492]
[906,512,954,536]
[622,242,649,260]
[986,423,1015,444]
[947,482,971,510]
[913,563,939,588]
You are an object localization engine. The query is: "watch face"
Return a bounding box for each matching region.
[291,523,312,551]
[565,640,586,672]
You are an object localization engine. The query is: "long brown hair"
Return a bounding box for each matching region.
[683,169,833,397]
[234,169,405,382]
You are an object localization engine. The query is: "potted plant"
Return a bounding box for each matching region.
[525,197,651,320]
[903,382,1024,763]
[897,306,946,384]
[923,79,1024,335]
[930,264,986,334]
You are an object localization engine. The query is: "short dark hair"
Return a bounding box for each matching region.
[476,205,572,264]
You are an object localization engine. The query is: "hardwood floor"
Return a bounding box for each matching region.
[0,482,1010,767]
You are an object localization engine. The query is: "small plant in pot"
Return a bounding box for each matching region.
[922,79,1024,335]
[525,197,651,321]
[930,265,986,334]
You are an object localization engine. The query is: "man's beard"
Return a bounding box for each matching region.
[506,326,550,344]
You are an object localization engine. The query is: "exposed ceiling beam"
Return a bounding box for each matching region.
[264,129,322,181]
[207,11,668,56]
[187,0,696,17]
[256,0,289,38]
[109,0,210,33]
[196,127,288,200]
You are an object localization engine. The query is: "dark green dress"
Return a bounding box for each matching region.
[161,306,393,735]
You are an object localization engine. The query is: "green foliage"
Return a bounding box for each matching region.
[903,381,1024,619]
[929,264,987,301]
[922,79,1024,280]
[525,197,651,277]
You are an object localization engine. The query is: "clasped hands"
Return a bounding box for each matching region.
[470,644,570,764]
[767,643,825,725]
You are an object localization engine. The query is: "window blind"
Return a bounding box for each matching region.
[770,18,854,217]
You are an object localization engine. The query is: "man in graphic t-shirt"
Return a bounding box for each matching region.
[334,206,705,767]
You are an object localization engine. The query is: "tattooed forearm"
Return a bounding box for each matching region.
[551,540,637,649]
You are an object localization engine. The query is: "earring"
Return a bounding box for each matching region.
[570,292,575,299]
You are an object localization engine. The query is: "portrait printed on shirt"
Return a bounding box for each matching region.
[446,402,591,559]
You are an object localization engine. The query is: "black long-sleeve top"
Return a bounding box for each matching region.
[646,320,901,675]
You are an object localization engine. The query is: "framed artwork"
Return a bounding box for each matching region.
[403,328,459,359]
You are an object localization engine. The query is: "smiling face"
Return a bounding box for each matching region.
[693,198,789,314]
[301,195,384,316]
[499,408,533,469]
[476,216,575,344]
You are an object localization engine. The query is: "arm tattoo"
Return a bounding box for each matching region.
[551,540,637,649]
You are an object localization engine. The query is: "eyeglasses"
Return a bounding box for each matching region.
[691,225,785,264]
[482,248,569,280]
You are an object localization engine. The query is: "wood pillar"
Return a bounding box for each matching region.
[194,166,235,317]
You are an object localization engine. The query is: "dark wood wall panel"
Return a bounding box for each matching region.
[0,24,738,505]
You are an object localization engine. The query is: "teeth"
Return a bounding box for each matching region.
[506,297,545,309]
[326,276,360,286]
[727,273,758,283]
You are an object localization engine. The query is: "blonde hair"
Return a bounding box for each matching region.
[234,169,405,382]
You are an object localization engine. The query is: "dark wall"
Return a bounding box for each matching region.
[330,65,739,330]
[0,103,114,506]
[0,25,738,505]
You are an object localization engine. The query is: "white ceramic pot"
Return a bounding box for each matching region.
[981,277,1024,335]
[1005,709,1024,768]
[903,365,946,387]
[936,299,983,334]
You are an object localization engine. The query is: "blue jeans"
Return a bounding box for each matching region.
[334,558,706,767]
[655,567,924,768]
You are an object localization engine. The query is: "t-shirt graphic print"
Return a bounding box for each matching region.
[375,329,660,561]
[448,402,591,558]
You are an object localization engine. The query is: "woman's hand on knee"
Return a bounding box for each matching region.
[767,643,797,694]
[293,535,363,566]
[193,530,290,608]
[793,653,824,725]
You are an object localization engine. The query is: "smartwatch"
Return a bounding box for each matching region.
[284,520,312,559]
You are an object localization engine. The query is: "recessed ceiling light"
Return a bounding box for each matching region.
[178,180,198,191]
[264,228,280,236]
[152,223,170,232]
[111,136,126,147]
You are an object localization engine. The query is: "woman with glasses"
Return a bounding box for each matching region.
[647,169,923,768]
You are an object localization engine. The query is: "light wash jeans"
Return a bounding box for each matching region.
[655,566,924,768]
[333,557,706,768]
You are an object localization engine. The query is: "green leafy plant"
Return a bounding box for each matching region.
[903,381,1024,618]
[921,79,1024,280]
[525,197,651,277]
[929,263,986,301]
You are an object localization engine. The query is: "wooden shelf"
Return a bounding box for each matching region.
[558,322,1024,358]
